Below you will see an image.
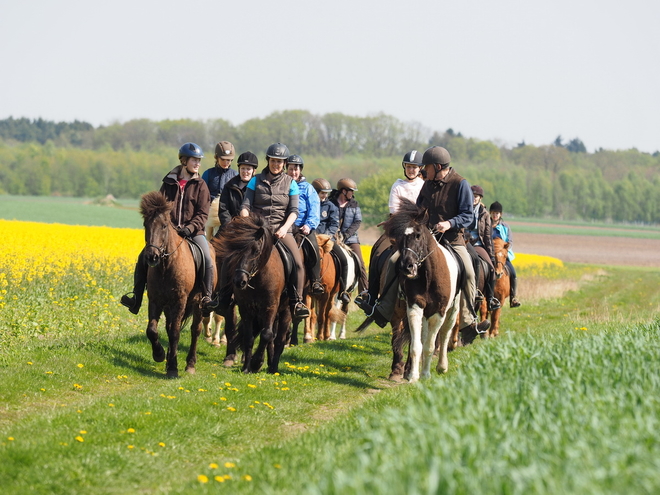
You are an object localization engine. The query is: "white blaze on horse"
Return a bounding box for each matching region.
[385,199,461,382]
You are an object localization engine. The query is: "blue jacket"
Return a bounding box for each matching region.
[295,178,321,230]
[201,166,238,200]
[332,196,362,245]
[317,199,340,239]
[492,221,516,261]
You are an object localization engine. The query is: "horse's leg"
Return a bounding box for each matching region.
[146,302,165,363]
[329,298,339,340]
[389,311,406,382]
[249,323,273,373]
[405,304,424,383]
[269,309,292,374]
[203,314,212,342]
[421,315,441,380]
[164,306,185,378]
[437,295,461,373]
[185,307,203,374]
[339,298,348,339]
[215,313,226,345]
[304,293,315,343]
[222,306,238,367]
[290,318,299,347]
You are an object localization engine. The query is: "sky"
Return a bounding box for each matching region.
[2,0,659,153]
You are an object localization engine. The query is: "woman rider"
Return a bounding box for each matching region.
[239,143,310,318]
[121,142,216,314]
[466,185,500,311]
[218,151,258,228]
[313,177,351,304]
[490,201,521,308]
[286,154,324,295]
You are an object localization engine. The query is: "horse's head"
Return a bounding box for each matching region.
[140,191,175,267]
[492,238,510,279]
[384,199,432,280]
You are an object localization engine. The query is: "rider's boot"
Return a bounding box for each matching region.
[201,265,217,311]
[291,285,310,318]
[311,279,325,295]
[121,253,147,315]
[487,277,501,311]
[509,276,521,308]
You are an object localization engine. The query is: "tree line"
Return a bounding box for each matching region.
[1,113,659,225]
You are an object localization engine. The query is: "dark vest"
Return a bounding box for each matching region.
[418,168,465,244]
[251,171,294,231]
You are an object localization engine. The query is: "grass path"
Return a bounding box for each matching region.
[1,266,659,493]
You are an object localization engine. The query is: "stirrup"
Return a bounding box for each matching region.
[311,281,325,295]
[293,302,310,318]
[201,295,217,310]
[339,291,351,304]
[488,297,501,311]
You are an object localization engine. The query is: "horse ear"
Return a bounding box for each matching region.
[416,208,429,225]
[504,242,510,250]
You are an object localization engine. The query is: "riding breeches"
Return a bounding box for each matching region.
[347,243,368,292]
[279,233,305,302]
[331,243,349,293]
[453,244,477,328]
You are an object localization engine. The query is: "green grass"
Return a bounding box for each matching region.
[0,194,141,229]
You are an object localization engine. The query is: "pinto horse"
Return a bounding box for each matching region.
[488,238,511,338]
[385,200,461,382]
[211,214,290,374]
[139,191,216,378]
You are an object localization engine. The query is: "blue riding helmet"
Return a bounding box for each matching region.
[178,142,204,160]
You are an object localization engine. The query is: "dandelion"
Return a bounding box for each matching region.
[197,475,209,484]
[224,462,236,468]
[7,437,14,441]
[79,430,87,434]
[247,384,257,388]
[209,463,218,469]
[27,362,33,365]
[220,397,227,401]
[214,476,225,483]
[75,436,84,443]
[73,384,83,390]
[108,403,115,407]
[227,407,236,412]
[242,475,253,481]
[274,463,281,469]
[224,382,231,387]
[158,442,166,447]
[127,428,135,433]
[40,388,45,392]
[77,363,84,368]
[127,445,134,449]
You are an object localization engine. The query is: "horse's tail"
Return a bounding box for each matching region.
[329,305,345,324]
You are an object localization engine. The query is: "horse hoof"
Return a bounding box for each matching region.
[212,340,222,348]
[185,367,195,375]
[166,370,179,379]
[205,337,213,344]
[152,346,166,363]
[303,336,314,344]
[219,336,227,345]
[388,373,404,383]
[223,358,235,368]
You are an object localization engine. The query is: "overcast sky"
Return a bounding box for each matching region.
[2,0,658,153]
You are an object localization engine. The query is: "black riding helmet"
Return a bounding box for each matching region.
[287,154,304,170]
[265,143,290,161]
[402,150,422,180]
[422,146,451,177]
[237,151,259,168]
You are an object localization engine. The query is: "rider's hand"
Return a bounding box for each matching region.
[275,227,287,239]
[435,221,451,232]
[301,225,311,235]
[177,226,192,238]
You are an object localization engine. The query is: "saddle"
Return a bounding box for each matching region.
[274,239,296,282]
[185,238,205,289]
[435,236,476,314]
[296,233,320,270]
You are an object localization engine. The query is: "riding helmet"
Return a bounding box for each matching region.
[214,141,235,160]
[288,154,304,169]
[265,142,290,161]
[336,178,358,192]
[421,146,451,168]
[471,185,484,197]
[489,201,503,213]
[312,178,332,193]
[402,150,423,166]
[237,151,259,168]
[178,142,204,160]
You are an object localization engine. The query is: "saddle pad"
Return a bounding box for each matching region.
[186,239,205,286]
[275,240,294,280]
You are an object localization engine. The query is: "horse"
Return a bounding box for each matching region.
[211,214,290,374]
[488,237,511,338]
[327,241,358,340]
[139,191,216,378]
[383,199,461,383]
[202,198,225,347]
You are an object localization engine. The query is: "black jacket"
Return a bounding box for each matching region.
[219,175,248,226]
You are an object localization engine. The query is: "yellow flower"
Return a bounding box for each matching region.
[77,363,84,368]
[127,428,135,433]
[127,445,134,449]
[224,462,236,468]
[27,362,33,365]
[79,430,87,434]
[7,437,14,441]
[214,476,225,483]
[108,403,115,407]
[197,475,209,483]
[274,463,281,469]
[226,407,236,412]
[209,463,218,469]
[75,436,84,442]
[242,475,253,481]
[158,442,166,447]
[247,384,257,388]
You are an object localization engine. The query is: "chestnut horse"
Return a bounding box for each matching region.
[488,237,511,338]
[384,200,461,382]
[139,191,216,378]
[211,214,290,374]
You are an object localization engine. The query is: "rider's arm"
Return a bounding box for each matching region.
[448,180,474,230]
[239,177,257,217]
[343,204,362,239]
[218,185,231,226]
[306,187,321,230]
[186,181,210,234]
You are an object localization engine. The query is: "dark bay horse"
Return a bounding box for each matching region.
[139,191,216,378]
[211,214,290,374]
[385,200,461,382]
[489,238,511,338]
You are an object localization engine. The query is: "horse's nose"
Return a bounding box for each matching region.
[146,253,160,267]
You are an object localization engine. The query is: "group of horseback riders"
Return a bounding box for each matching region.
[121,141,520,328]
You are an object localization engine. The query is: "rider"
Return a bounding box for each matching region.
[489,201,521,308]
[356,150,425,310]
[121,142,216,314]
[239,143,311,318]
[202,141,237,239]
[218,151,258,228]
[286,155,324,295]
[466,185,500,311]
[313,178,351,304]
[330,178,368,294]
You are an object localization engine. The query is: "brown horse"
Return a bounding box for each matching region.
[382,200,461,382]
[488,237,511,338]
[211,214,290,374]
[139,191,216,378]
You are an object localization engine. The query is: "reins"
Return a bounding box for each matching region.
[146,232,186,259]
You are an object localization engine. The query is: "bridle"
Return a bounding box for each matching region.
[234,235,266,290]
[403,228,437,267]
[146,225,185,260]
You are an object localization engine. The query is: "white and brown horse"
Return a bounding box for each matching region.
[385,200,461,382]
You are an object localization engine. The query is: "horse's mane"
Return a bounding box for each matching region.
[140,191,173,223]
[383,198,429,240]
[211,214,274,274]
